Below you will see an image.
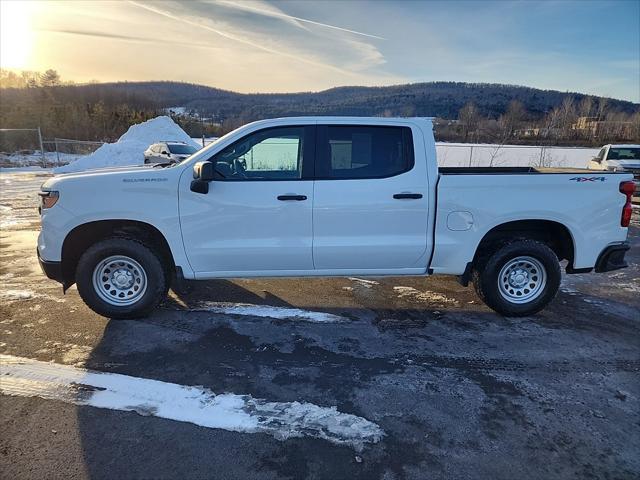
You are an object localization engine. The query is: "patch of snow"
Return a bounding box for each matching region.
[0,166,54,173]
[0,218,22,228]
[0,355,383,449]
[619,281,640,293]
[54,116,199,174]
[0,289,36,300]
[393,286,459,305]
[194,303,346,323]
[348,277,380,288]
[61,345,93,366]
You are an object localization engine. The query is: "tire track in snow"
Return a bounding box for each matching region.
[0,355,383,449]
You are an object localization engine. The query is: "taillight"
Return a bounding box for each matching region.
[619,181,634,227]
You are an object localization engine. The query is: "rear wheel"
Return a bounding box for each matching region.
[472,239,560,317]
[76,238,167,319]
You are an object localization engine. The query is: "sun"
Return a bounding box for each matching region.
[0,0,35,69]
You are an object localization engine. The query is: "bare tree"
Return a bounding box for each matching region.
[458,102,480,142]
[578,96,594,118]
[498,100,526,138]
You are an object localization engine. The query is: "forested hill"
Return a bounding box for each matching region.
[1,77,638,146]
[3,80,638,122]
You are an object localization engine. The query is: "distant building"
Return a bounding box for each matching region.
[572,116,633,137]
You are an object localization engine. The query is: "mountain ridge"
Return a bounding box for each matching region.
[4,80,637,121]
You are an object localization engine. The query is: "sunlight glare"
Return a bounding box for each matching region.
[0,0,35,68]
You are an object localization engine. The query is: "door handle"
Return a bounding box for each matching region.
[277,195,307,201]
[393,193,422,199]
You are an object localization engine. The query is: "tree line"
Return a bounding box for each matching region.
[1,69,638,153]
[441,97,639,146]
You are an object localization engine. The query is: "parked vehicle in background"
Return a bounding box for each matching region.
[37,117,634,319]
[588,144,640,198]
[144,141,198,164]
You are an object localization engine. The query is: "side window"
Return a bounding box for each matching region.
[212,127,307,180]
[597,148,606,161]
[317,126,414,179]
[151,144,160,153]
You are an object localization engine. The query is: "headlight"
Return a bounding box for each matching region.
[38,190,59,209]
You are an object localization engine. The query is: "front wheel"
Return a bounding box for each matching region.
[76,238,168,319]
[472,239,561,317]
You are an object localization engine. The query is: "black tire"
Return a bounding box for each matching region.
[472,239,561,317]
[76,237,167,319]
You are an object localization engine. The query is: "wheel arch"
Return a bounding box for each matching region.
[474,219,576,265]
[61,219,176,290]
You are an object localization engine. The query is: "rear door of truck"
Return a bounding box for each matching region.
[312,121,432,272]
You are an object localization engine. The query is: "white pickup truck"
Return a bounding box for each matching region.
[37,117,635,319]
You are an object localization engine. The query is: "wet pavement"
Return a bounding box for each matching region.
[1,171,639,480]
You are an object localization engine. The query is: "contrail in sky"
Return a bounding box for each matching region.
[127,0,358,76]
[213,0,386,40]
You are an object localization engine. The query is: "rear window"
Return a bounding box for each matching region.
[317,126,414,179]
[607,148,640,160]
[168,144,198,155]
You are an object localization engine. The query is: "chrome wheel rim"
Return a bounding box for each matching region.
[92,255,147,306]
[498,256,546,304]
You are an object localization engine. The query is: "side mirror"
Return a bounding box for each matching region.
[161,151,169,156]
[191,161,215,194]
[592,156,601,163]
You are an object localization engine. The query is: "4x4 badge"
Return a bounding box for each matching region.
[569,177,605,182]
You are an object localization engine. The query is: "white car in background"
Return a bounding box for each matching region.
[144,141,199,164]
[588,144,640,198]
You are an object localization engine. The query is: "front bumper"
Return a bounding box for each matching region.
[37,248,64,284]
[594,242,630,273]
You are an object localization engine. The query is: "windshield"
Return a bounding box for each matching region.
[608,147,640,161]
[168,144,198,155]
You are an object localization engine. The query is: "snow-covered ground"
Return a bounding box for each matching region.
[0,170,50,229]
[435,143,598,168]
[0,151,83,168]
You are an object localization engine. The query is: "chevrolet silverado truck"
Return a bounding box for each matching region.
[37,117,635,319]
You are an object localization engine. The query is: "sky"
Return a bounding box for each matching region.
[1,0,638,102]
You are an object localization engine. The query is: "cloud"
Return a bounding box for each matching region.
[126,0,360,76]
[39,28,223,51]
[211,0,385,40]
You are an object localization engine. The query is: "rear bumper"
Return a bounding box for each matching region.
[37,248,64,284]
[594,242,630,273]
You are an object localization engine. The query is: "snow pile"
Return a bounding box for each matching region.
[54,116,199,174]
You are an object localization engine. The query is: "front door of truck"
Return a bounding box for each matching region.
[179,126,315,276]
[312,124,430,272]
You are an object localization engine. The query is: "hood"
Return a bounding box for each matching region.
[41,164,166,190]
